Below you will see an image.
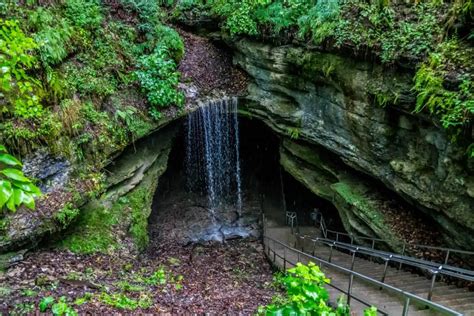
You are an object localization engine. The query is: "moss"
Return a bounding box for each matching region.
[127,188,153,251]
[330,180,404,251]
[54,204,80,229]
[60,201,123,254]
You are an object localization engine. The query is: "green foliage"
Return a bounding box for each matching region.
[99,292,152,310]
[2,2,183,161]
[413,40,473,153]
[54,204,80,229]
[39,296,55,312]
[140,266,184,289]
[297,0,340,44]
[287,127,300,139]
[115,106,153,140]
[259,262,376,315]
[74,293,93,306]
[50,297,78,316]
[65,0,104,30]
[211,0,262,36]
[0,19,44,119]
[259,262,343,315]
[53,300,74,314]
[194,0,447,63]
[135,46,185,113]
[60,203,121,254]
[127,188,151,250]
[0,145,41,212]
[29,8,73,67]
[154,24,185,62]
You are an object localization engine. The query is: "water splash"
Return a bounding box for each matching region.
[185,97,242,212]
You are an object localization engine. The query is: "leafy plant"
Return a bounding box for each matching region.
[0,145,41,212]
[65,0,104,30]
[135,46,185,112]
[413,40,473,155]
[259,262,377,315]
[39,296,55,312]
[298,0,340,44]
[54,204,80,228]
[99,292,151,310]
[51,297,78,316]
[0,19,44,119]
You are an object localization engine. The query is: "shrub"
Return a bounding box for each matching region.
[413,40,473,154]
[135,46,184,112]
[65,0,104,30]
[0,19,44,119]
[258,262,377,315]
[298,0,340,44]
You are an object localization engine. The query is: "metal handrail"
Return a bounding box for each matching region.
[313,212,474,266]
[263,235,462,316]
[296,233,474,282]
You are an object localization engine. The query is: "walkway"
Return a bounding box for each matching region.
[265,226,474,316]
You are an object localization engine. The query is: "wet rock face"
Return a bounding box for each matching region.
[148,193,261,245]
[233,39,474,250]
[22,150,71,194]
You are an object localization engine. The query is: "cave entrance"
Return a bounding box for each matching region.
[281,170,344,232]
[147,105,346,246]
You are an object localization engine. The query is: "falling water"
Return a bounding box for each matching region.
[185,97,242,212]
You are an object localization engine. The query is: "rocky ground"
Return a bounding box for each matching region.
[0,239,276,315]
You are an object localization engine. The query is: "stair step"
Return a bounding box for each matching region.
[266,227,474,316]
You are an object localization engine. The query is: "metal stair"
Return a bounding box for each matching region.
[263,225,474,316]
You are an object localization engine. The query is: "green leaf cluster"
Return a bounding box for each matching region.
[39,296,78,316]
[413,40,473,156]
[0,19,44,119]
[135,46,184,111]
[259,262,377,315]
[0,145,41,212]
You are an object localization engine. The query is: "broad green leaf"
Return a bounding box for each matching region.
[39,296,55,312]
[0,179,13,208]
[6,194,16,211]
[12,187,26,206]
[1,168,31,182]
[21,192,35,210]
[0,153,22,166]
[0,145,6,152]
[12,180,41,195]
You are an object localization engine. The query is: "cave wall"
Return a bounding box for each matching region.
[233,39,474,250]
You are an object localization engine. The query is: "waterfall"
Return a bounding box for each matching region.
[185,97,242,212]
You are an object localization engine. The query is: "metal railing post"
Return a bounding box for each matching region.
[371,239,375,250]
[380,255,392,290]
[381,256,392,284]
[312,240,316,256]
[328,244,334,263]
[350,234,354,245]
[283,247,287,271]
[347,271,354,306]
[444,250,450,265]
[428,267,441,301]
[402,297,410,316]
[398,243,406,270]
[350,249,357,271]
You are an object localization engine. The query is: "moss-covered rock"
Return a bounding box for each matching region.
[60,125,177,254]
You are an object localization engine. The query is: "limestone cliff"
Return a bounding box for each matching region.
[234,39,473,250]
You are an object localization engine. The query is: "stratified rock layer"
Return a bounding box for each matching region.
[234,39,473,250]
